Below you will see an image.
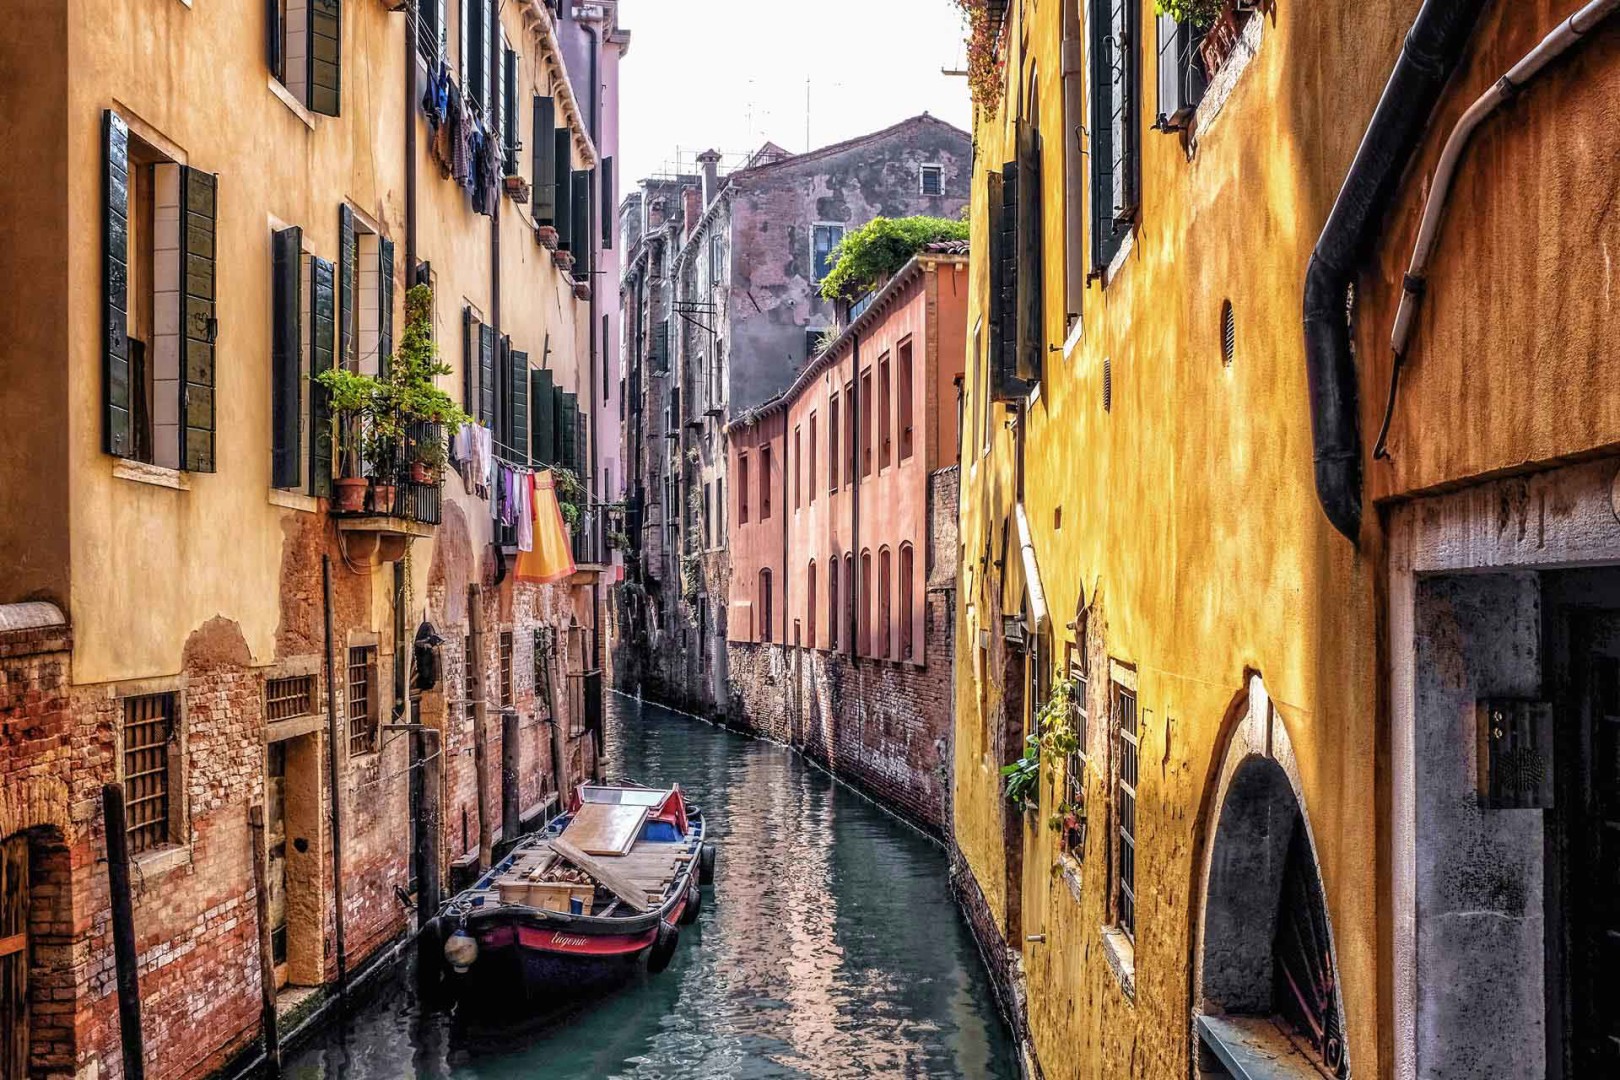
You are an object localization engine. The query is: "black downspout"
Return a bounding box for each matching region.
[404,0,417,276]
[848,333,861,660]
[1302,0,1486,541]
[585,23,604,695]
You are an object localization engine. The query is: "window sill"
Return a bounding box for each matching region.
[1100,925,1136,1002]
[133,843,192,879]
[268,489,322,514]
[1061,318,1085,362]
[113,459,189,491]
[1102,228,1135,290]
[1189,13,1265,151]
[268,76,317,130]
[1194,1014,1330,1080]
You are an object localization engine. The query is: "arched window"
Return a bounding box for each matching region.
[828,556,840,650]
[878,547,893,658]
[807,560,818,647]
[898,543,915,661]
[858,550,872,656]
[758,569,773,643]
[844,552,855,653]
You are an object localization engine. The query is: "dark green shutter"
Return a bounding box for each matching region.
[458,0,468,90]
[272,228,303,488]
[378,236,395,373]
[571,169,591,279]
[601,157,614,249]
[553,387,568,469]
[560,392,578,474]
[554,128,573,250]
[309,255,336,497]
[338,204,355,369]
[463,306,476,412]
[179,168,218,472]
[308,0,341,116]
[532,96,556,223]
[511,349,529,462]
[503,48,519,175]
[1014,120,1044,388]
[1109,0,1137,223]
[991,158,1027,400]
[481,0,492,112]
[479,323,495,427]
[103,111,132,458]
[496,334,511,449]
[531,368,555,465]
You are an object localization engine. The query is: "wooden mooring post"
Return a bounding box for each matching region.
[248,805,281,1072]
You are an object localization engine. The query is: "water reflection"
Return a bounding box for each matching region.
[284,694,1016,1079]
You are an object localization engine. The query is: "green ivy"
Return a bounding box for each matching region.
[817,215,969,303]
[1155,0,1225,27]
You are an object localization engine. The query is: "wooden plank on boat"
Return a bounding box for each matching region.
[561,802,649,856]
[551,838,652,912]
[581,786,672,808]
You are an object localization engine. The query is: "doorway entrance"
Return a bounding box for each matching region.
[1,834,27,1080]
[265,732,323,989]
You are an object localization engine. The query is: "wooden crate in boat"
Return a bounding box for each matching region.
[524,881,595,912]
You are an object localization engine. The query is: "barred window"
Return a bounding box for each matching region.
[1114,681,1139,940]
[347,646,378,756]
[265,674,316,722]
[532,627,553,718]
[123,692,177,855]
[500,632,514,708]
[464,635,477,722]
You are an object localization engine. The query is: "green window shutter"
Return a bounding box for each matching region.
[560,392,578,474]
[338,204,355,369]
[267,0,283,73]
[554,128,573,250]
[502,48,519,175]
[991,159,1028,400]
[1014,120,1044,387]
[571,169,591,278]
[103,110,132,458]
[378,236,395,373]
[531,368,555,465]
[463,307,476,413]
[308,0,341,116]
[1109,0,1138,223]
[481,0,492,113]
[532,96,556,223]
[271,227,303,488]
[309,255,336,497]
[600,157,614,249]
[511,349,529,462]
[479,323,496,427]
[496,334,511,450]
[179,167,218,473]
[458,0,468,92]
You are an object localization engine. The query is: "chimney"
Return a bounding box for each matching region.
[682,185,702,241]
[698,148,722,207]
[647,195,666,231]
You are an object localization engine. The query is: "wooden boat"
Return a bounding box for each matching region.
[431,782,715,1009]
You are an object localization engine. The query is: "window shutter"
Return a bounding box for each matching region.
[571,169,591,278]
[479,322,496,427]
[271,227,303,488]
[1089,0,1117,275]
[551,377,567,465]
[338,204,355,370]
[480,0,492,113]
[308,0,341,117]
[378,236,395,373]
[1156,13,1204,131]
[601,157,614,250]
[554,128,574,251]
[436,0,447,59]
[1014,120,1044,387]
[531,368,555,464]
[492,36,505,162]
[991,160,1026,400]
[103,111,132,458]
[502,48,519,175]
[1109,0,1137,223]
[560,392,578,473]
[179,167,219,473]
[462,306,476,412]
[309,255,336,497]
[532,96,556,223]
[496,334,512,450]
[458,0,468,91]
[267,0,283,75]
[511,349,529,462]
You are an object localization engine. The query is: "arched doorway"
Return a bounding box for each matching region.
[1193,677,1349,1079]
[1,825,73,1080]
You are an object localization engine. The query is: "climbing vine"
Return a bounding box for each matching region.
[1000,675,1082,815]
[954,0,1006,117]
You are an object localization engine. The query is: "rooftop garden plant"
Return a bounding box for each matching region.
[817,215,969,304]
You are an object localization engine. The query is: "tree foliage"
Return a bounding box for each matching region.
[817,216,969,303]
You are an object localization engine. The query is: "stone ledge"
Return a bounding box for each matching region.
[1100,925,1136,1002]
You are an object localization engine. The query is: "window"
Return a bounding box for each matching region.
[463,635,477,722]
[898,341,915,461]
[269,0,341,116]
[738,454,750,524]
[760,445,773,519]
[807,561,818,647]
[1113,680,1139,940]
[808,413,818,501]
[102,113,217,473]
[532,94,557,227]
[717,477,725,544]
[844,553,856,654]
[459,0,490,114]
[1090,0,1139,275]
[1063,630,1090,860]
[271,232,336,495]
[828,394,840,490]
[899,543,915,661]
[1062,0,1087,332]
[265,675,316,721]
[1155,12,1209,134]
[878,547,893,659]
[704,482,713,548]
[811,223,844,283]
[920,163,944,196]
[123,692,178,855]
[759,569,774,643]
[971,322,986,457]
[347,646,378,755]
[709,232,724,284]
[861,369,874,478]
[828,556,840,650]
[844,380,856,486]
[502,44,520,176]
[417,0,447,62]
[499,632,513,707]
[858,551,873,656]
[878,354,893,470]
[793,426,802,511]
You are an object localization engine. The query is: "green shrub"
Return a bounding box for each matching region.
[817,216,969,303]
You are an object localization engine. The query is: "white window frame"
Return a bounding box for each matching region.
[811,222,845,284]
[919,162,944,196]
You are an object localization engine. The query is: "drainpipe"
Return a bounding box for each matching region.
[1378,0,1620,456]
[404,0,417,276]
[848,332,861,658]
[1301,0,1486,541]
[585,21,603,681]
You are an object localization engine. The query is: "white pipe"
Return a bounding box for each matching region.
[1015,502,1049,635]
[1390,0,1620,358]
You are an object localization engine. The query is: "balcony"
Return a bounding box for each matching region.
[332,421,444,563]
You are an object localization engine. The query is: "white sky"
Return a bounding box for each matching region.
[616,0,972,186]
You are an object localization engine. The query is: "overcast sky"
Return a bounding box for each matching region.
[616,0,972,186]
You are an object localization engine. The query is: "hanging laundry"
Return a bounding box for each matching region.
[515,471,534,552]
[452,96,474,187]
[515,471,577,585]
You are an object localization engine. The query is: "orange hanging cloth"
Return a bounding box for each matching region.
[515,471,576,585]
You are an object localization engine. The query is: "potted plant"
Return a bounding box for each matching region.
[553,249,575,273]
[408,432,447,484]
[388,283,472,490]
[536,225,559,250]
[314,366,384,512]
[1155,0,1241,76]
[503,176,530,202]
[364,409,404,514]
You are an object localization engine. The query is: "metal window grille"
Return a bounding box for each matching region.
[1114,683,1139,939]
[347,646,377,755]
[920,165,943,196]
[1064,647,1090,860]
[533,627,554,718]
[464,635,477,722]
[266,675,315,722]
[500,632,514,708]
[123,693,176,855]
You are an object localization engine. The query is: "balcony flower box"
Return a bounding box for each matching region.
[553,249,575,272]
[503,176,530,202]
[536,225,559,250]
[573,280,591,301]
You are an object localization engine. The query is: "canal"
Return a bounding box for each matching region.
[283,693,1019,1079]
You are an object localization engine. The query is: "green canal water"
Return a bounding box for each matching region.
[283,693,1019,1079]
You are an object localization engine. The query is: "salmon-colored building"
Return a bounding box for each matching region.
[726,250,967,829]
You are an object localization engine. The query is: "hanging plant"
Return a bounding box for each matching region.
[955,0,1006,118]
[1156,0,1225,26]
[1000,675,1083,812]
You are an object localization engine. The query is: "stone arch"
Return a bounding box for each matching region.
[1191,674,1349,1078]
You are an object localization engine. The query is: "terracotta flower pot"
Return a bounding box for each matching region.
[333,476,368,513]
[536,225,559,250]
[370,482,397,515]
[410,460,432,484]
[573,280,592,301]
[1199,4,1243,77]
[554,250,575,272]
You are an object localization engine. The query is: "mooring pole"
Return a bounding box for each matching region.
[321,555,349,1000]
[248,805,281,1072]
[501,707,521,844]
[102,784,145,1080]
[468,583,493,868]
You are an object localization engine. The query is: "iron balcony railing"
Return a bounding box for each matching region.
[331,418,446,527]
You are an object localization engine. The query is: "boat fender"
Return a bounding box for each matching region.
[443,924,479,974]
[647,919,680,975]
[679,881,702,925]
[698,842,717,886]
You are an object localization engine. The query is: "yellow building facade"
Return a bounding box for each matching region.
[954,0,1620,1077]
